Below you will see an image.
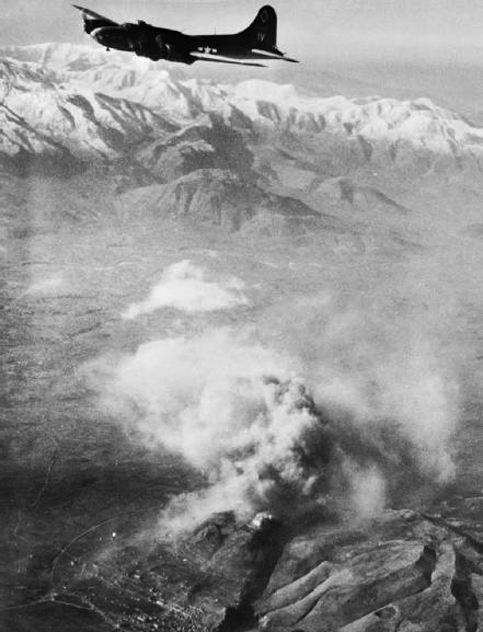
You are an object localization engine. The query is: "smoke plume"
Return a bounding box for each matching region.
[24,272,66,297]
[92,260,460,533]
[122,260,248,319]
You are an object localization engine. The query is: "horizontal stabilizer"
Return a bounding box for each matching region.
[72,5,118,33]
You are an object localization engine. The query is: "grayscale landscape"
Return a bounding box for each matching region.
[3,32,483,632]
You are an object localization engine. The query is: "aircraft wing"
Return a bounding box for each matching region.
[251,49,299,63]
[190,53,266,67]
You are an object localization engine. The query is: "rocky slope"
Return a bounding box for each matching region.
[6,507,483,632]
[4,369,482,632]
[117,169,331,232]
[0,57,174,172]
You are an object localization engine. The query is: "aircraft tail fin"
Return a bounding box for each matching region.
[72,5,118,35]
[239,5,278,52]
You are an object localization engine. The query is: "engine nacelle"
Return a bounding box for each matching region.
[123,23,194,63]
[154,35,174,61]
[154,34,194,63]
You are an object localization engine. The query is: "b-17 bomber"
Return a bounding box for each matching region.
[73,4,298,67]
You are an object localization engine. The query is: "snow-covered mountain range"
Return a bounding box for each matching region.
[2,44,483,163]
[1,43,483,237]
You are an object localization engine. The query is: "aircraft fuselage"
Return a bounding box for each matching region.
[73,5,298,67]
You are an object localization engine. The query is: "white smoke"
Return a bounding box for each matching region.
[107,329,294,465]
[98,328,342,529]
[372,341,457,482]
[122,260,248,319]
[311,323,459,485]
[262,287,460,486]
[345,462,387,521]
[24,273,65,296]
[93,269,461,532]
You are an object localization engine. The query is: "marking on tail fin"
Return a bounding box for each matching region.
[260,9,270,23]
[257,31,266,42]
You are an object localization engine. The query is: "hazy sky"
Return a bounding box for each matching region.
[2,0,483,63]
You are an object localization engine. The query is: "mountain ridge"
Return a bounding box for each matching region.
[2,44,483,163]
[1,43,481,240]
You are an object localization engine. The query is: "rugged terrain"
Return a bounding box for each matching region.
[2,44,483,631]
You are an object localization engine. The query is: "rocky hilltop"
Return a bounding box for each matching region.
[138,508,483,632]
[4,373,483,632]
[6,493,483,631]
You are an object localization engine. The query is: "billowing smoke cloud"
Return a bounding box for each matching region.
[122,260,248,319]
[100,329,336,530]
[311,337,458,487]
[96,302,459,532]
[87,252,464,534]
[107,330,293,465]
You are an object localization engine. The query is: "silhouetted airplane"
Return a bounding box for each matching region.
[73,5,298,67]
